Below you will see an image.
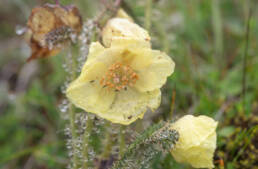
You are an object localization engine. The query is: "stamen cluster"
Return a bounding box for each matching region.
[100,62,138,91]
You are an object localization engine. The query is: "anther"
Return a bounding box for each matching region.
[100,62,138,91]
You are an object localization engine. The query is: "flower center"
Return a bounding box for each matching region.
[100,62,138,91]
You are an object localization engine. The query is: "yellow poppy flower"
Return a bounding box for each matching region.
[102,18,151,47]
[66,38,175,125]
[170,115,218,168]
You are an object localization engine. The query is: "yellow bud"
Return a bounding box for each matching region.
[102,18,150,47]
[170,115,218,168]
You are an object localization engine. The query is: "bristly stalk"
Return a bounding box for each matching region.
[68,104,79,169]
[101,121,114,159]
[82,115,93,169]
[67,44,79,169]
[242,6,252,114]
[119,125,126,158]
[111,122,179,169]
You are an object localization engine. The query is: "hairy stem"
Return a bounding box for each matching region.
[119,126,126,158]
[68,104,79,169]
[111,122,179,169]
[82,116,93,169]
[101,122,113,159]
[67,44,79,169]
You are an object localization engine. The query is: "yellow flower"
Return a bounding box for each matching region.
[170,115,218,168]
[66,37,175,125]
[102,18,151,47]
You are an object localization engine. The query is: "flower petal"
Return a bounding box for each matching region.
[81,42,105,72]
[66,79,116,113]
[80,61,108,82]
[171,132,216,168]
[171,115,218,149]
[110,37,151,49]
[86,42,105,61]
[96,88,161,125]
[170,115,218,168]
[133,49,175,92]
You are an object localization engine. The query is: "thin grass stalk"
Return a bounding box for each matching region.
[144,0,152,31]
[211,0,223,65]
[242,6,252,114]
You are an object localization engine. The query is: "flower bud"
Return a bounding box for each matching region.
[102,18,150,47]
[170,115,218,168]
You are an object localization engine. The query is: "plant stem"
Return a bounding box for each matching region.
[211,0,223,66]
[82,115,93,169]
[111,122,179,169]
[169,88,176,119]
[144,0,152,31]
[67,44,79,169]
[242,6,251,114]
[68,104,79,169]
[119,126,126,158]
[101,121,113,159]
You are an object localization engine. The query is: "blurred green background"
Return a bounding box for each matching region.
[0,0,257,169]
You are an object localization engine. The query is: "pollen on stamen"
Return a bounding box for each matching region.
[100,62,138,91]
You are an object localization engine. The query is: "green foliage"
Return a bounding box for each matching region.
[112,122,179,169]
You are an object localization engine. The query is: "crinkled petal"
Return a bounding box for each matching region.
[83,45,147,73]
[81,42,105,72]
[102,18,150,47]
[96,88,161,125]
[66,79,116,113]
[170,115,218,168]
[171,115,218,149]
[86,42,105,61]
[133,49,175,92]
[80,61,108,82]
[171,132,216,168]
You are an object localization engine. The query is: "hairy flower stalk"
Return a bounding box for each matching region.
[82,115,93,169]
[63,45,80,169]
[62,20,97,169]
[119,125,126,158]
[111,122,179,169]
